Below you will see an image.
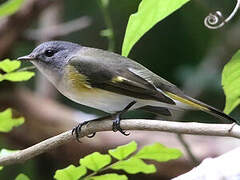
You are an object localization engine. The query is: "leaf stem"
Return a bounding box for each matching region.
[84,160,123,179]
[97,0,115,52]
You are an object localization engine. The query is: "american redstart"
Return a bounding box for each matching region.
[18,41,239,138]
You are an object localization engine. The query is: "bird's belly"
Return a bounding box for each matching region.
[57,83,142,113]
[57,74,187,113]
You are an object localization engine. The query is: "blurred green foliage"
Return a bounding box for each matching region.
[0,108,24,133]
[0,58,35,179]
[0,0,24,18]
[54,141,182,180]
[15,173,30,180]
[222,50,240,114]
[0,59,35,82]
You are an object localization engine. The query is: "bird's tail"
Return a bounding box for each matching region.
[165,91,240,125]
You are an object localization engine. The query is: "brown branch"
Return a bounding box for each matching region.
[0,119,239,166]
[24,16,91,41]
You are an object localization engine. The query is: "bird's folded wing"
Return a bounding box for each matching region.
[68,55,175,104]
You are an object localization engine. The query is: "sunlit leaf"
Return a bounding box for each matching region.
[122,0,190,56]
[0,0,25,18]
[0,108,24,132]
[108,141,137,160]
[0,59,21,73]
[111,157,156,174]
[91,173,128,180]
[54,165,87,180]
[3,71,35,82]
[0,74,3,82]
[100,0,109,8]
[222,50,240,114]
[134,143,182,162]
[15,173,30,180]
[80,152,111,172]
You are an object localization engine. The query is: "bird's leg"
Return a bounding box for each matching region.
[112,101,136,136]
[72,101,136,141]
[72,115,112,142]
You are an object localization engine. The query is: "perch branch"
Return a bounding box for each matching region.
[0,119,240,166]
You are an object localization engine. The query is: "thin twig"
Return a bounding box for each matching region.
[24,16,91,41]
[176,134,199,165]
[98,0,115,52]
[0,119,240,166]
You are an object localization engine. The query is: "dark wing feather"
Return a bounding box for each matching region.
[68,48,175,104]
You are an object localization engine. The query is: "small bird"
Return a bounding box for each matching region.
[18,41,239,138]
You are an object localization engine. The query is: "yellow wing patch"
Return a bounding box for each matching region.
[165,91,209,111]
[65,65,92,90]
[111,76,126,83]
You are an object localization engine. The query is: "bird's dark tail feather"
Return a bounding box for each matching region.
[165,91,240,125]
[185,95,240,125]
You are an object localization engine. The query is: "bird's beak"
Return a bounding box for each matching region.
[17,54,35,61]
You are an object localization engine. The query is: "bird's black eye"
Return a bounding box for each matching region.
[44,50,55,57]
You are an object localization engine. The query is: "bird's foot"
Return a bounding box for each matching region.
[72,121,96,142]
[112,114,130,136]
[112,101,136,136]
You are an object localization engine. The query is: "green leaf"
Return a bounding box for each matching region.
[0,59,21,73]
[0,108,25,132]
[15,173,30,180]
[91,173,128,180]
[54,165,87,180]
[0,148,20,170]
[80,152,111,172]
[3,71,35,82]
[100,0,109,8]
[111,157,156,174]
[0,0,25,18]
[134,143,182,162]
[108,141,137,160]
[122,0,190,57]
[0,74,3,82]
[222,50,240,114]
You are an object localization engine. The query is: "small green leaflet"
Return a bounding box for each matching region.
[3,71,35,82]
[111,157,156,174]
[0,59,21,73]
[91,173,128,180]
[54,165,87,180]
[0,59,35,82]
[134,143,182,162]
[0,108,24,132]
[222,50,240,114]
[80,152,111,172]
[108,141,137,160]
[15,173,30,180]
[0,0,25,18]
[122,0,191,57]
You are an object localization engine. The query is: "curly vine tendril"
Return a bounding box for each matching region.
[204,0,240,29]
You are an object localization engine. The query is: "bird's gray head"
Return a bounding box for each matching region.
[18,41,81,84]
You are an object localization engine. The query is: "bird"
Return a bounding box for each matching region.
[17,41,239,139]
